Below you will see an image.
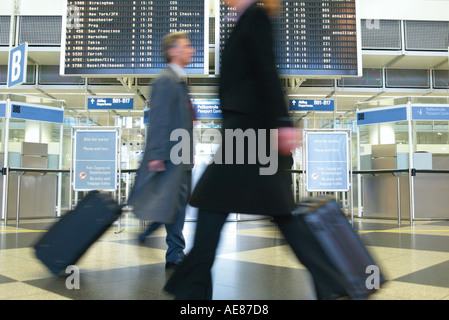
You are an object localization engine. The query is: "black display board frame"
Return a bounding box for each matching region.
[60,0,209,77]
[215,0,362,78]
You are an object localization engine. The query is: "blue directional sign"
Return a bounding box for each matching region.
[191,99,222,119]
[289,99,334,112]
[357,106,408,126]
[143,109,150,124]
[7,43,28,88]
[87,97,134,110]
[10,102,64,124]
[412,106,449,121]
[0,102,6,118]
[74,130,117,191]
[306,132,349,192]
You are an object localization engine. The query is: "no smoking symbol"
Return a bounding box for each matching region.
[79,171,87,180]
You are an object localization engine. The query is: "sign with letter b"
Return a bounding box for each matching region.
[7,43,28,88]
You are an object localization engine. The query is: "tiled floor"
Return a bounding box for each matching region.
[1,213,449,300]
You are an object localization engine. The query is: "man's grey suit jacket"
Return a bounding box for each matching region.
[129,66,193,224]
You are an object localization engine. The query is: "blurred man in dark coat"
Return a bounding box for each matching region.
[165,0,347,299]
[130,32,195,269]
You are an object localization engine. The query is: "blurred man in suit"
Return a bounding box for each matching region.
[131,32,195,269]
[164,0,348,300]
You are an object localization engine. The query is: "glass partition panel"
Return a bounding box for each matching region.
[0,94,65,109]
[413,120,449,169]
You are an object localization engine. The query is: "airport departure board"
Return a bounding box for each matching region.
[61,0,207,76]
[217,0,361,77]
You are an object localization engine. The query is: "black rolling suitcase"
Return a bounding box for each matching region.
[34,191,122,275]
[293,199,386,300]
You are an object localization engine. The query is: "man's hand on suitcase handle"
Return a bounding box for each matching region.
[148,160,166,172]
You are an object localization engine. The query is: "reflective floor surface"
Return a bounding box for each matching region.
[1,214,449,300]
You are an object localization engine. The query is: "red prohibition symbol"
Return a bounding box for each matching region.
[79,171,87,180]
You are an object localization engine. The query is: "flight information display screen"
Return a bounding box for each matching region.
[217,0,361,77]
[61,0,208,76]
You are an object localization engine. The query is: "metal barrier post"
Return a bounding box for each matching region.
[16,174,21,227]
[57,123,64,217]
[1,99,10,224]
[2,167,9,225]
[394,172,401,226]
[407,101,415,225]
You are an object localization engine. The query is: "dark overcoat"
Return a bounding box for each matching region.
[189,3,295,216]
[129,67,193,224]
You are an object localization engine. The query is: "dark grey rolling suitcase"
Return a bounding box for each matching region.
[293,199,386,300]
[34,191,122,275]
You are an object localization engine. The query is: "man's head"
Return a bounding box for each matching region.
[162,32,195,67]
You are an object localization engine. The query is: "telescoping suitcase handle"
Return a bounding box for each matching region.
[292,196,334,215]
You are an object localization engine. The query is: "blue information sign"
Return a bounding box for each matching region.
[357,105,449,125]
[356,107,408,126]
[87,97,134,110]
[10,102,64,124]
[0,102,6,118]
[7,43,28,88]
[143,109,150,124]
[289,99,334,112]
[74,130,117,191]
[191,99,222,119]
[306,132,349,192]
[412,106,449,121]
